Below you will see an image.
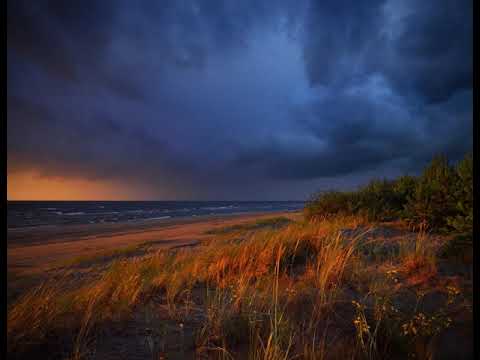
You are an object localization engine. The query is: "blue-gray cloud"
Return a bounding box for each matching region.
[7,0,472,199]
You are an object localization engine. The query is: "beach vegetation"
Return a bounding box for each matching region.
[7,153,473,359]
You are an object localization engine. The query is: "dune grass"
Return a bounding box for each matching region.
[205,216,293,235]
[7,214,471,359]
[52,242,149,269]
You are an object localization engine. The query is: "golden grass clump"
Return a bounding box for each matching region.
[7,277,69,352]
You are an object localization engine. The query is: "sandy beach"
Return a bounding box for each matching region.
[8,211,301,276]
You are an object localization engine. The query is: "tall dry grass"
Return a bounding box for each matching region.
[9,214,448,359]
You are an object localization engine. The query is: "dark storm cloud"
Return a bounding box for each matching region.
[8,0,117,83]
[303,0,385,86]
[235,86,472,180]
[302,0,472,103]
[380,0,472,103]
[7,0,472,199]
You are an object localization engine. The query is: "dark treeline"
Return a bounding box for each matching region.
[305,153,473,236]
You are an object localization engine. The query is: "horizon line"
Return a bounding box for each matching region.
[7,199,307,202]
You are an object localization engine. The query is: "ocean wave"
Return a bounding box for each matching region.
[145,216,171,221]
[8,221,60,229]
[126,210,146,214]
[63,212,87,216]
[201,205,235,210]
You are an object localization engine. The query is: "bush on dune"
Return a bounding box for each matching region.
[354,179,404,221]
[393,175,417,209]
[403,153,473,234]
[402,155,457,231]
[305,152,473,235]
[304,191,357,219]
[306,179,407,222]
[446,153,473,234]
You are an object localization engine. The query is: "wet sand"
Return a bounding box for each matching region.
[8,211,301,276]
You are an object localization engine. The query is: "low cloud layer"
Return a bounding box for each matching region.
[8,0,472,199]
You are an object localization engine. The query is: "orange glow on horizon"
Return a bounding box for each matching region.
[7,171,154,200]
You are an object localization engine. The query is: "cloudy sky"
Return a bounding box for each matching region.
[7,0,472,200]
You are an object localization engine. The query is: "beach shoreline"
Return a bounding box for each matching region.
[8,210,301,276]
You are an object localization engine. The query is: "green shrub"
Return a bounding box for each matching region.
[305,179,405,221]
[354,179,403,221]
[304,191,356,219]
[446,153,473,234]
[403,155,457,232]
[393,175,417,210]
[305,152,473,235]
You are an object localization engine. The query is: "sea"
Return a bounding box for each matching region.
[7,201,305,229]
